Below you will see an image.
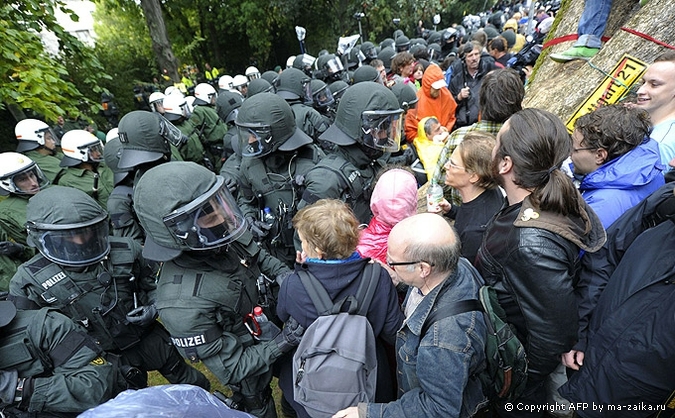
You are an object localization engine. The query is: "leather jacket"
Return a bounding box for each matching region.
[474,196,605,381]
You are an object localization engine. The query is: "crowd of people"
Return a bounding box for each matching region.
[1,1,675,417]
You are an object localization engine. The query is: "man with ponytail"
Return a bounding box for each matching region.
[474,108,606,417]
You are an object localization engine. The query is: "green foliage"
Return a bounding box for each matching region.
[0,1,111,124]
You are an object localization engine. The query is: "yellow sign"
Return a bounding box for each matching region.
[566,54,648,133]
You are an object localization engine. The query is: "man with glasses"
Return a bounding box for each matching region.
[335,212,488,418]
[570,104,664,229]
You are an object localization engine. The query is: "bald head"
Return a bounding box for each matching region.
[389,213,461,274]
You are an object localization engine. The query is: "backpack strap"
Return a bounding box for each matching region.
[296,270,335,316]
[421,297,483,336]
[353,263,380,316]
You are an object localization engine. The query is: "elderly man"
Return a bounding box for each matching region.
[334,213,487,418]
[449,41,496,129]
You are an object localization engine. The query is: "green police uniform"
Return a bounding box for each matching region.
[23,151,64,184]
[107,185,145,242]
[9,186,209,391]
[57,164,114,210]
[175,118,208,166]
[289,103,331,141]
[190,105,228,172]
[0,304,123,415]
[0,196,34,291]
[132,162,301,418]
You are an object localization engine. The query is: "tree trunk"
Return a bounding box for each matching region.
[524,0,674,123]
[139,0,180,83]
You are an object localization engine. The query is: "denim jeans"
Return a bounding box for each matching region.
[574,0,613,48]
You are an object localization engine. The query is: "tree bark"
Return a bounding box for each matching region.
[523,0,674,121]
[139,0,180,83]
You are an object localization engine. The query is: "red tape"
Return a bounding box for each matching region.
[543,27,675,51]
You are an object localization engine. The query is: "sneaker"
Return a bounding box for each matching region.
[550,46,599,63]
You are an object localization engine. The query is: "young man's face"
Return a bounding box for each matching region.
[570,129,600,175]
[636,61,675,118]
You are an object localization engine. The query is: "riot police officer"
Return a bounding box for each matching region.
[9,186,210,391]
[133,161,302,418]
[191,83,229,172]
[162,93,209,166]
[277,68,330,142]
[58,129,114,210]
[14,119,65,183]
[298,82,403,224]
[0,300,124,416]
[235,92,323,267]
[0,153,49,290]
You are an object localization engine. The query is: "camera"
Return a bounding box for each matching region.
[392,18,401,25]
[354,12,365,20]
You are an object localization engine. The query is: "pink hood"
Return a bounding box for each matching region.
[370,169,418,227]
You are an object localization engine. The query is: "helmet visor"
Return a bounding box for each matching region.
[86,142,104,163]
[361,110,403,152]
[225,108,239,125]
[2,164,49,195]
[40,127,60,147]
[158,115,187,147]
[236,122,273,157]
[313,86,335,108]
[325,57,345,75]
[28,215,110,267]
[163,177,246,250]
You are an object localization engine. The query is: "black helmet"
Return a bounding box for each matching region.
[390,83,419,111]
[395,35,411,52]
[133,162,246,261]
[347,46,365,70]
[26,186,110,267]
[102,136,131,186]
[316,54,346,82]
[352,65,381,84]
[393,29,404,40]
[235,92,312,158]
[117,111,179,170]
[379,38,395,50]
[292,54,316,76]
[246,78,274,98]
[215,91,244,126]
[377,47,396,72]
[310,79,335,110]
[328,80,349,103]
[276,68,312,104]
[261,70,280,91]
[427,31,442,45]
[319,82,403,152]
[360,42,377,60]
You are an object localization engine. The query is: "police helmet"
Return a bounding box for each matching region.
[246,78,274,98]
[352,65,381,84]
[26,186,110,267]
[163,94,192,122]
[235,92,312,158]
[395,35,411,52]
[390,82,419,111]
[276,68,312,104]
[218,75,234,91]
[261,71,280,92]
[245,66,261,81]
[319,82,403,152]
[377,47,396,72]
[215,91,244,126]
[15,119,58,153]
[194,83,217,106]
[328,80,349,104]
[102,137,130,187]
[117,111,176,170]
[361,42,378,60]
[133,162,247,261]
[59,130,104,167]
[310,79,334,109]
[0,152,49,196]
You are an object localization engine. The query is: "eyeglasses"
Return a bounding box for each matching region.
[386,259,435,268]
[446,159,466,171]
[572,146,596,153]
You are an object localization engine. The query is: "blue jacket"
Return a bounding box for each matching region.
[363,258,487,418]
[579,138,665,229]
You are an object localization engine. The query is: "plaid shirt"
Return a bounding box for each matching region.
[432,120,503,206]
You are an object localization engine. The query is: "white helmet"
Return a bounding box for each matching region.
[232,74,249,92]
[105,128,119,143]
[15,119,58,152]
[194,83,217,106]
[59,130,104,167]
[0,152,49,196]
[164,86,177,96]
[149,92,165,104]
[286,55,297,69]
[163,94,191,122]
[245,66,261,81]
[218,75,234,91]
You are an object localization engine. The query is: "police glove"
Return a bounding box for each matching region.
[272,317,304,354]
[246,217,272,242]
[224,176,238,194]
[0,241,24,257]
[126,304,158,327]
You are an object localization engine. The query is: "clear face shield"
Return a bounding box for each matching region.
[225,108,239,126]
[313,86,335,109]
[325,57,345,76]
[158,115,188,147]
[361,110,403,152]
[2,163,49,195]
[27,214,110,267]
[163,177,247,250]
[236,122,274,157]
[300,78,313,105]
[84,142,104,163]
